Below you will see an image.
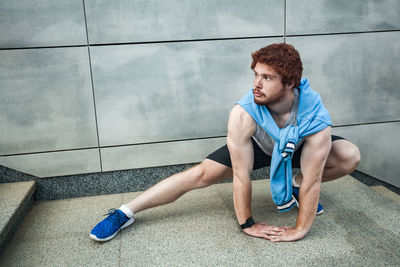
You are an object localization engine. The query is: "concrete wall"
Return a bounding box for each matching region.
[0,0,399,187]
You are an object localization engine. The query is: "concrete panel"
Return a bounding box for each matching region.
[91,37,282,146]
[332,122,400,188]
[288,32,400,125]
[85,0,284,44]
[0,47,98,155]
[101,137,226,171]
[0,149,101,178]
[287,0,400,35]
[0,0,87,48]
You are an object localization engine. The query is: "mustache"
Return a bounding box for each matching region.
[253,88,264,95]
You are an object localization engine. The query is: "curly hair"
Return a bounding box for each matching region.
[251,43,303,88]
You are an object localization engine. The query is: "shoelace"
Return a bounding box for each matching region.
[103,208,117,216]
[102,208,128,227]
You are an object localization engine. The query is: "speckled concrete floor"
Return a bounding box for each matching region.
[1,175,399,266]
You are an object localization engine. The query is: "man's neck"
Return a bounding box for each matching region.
[267,90,295,128]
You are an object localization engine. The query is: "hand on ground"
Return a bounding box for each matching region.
[243,224,306,242]
[242,222,286,239]
[266,226,306,242]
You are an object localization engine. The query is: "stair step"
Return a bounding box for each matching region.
[0,181,36,255]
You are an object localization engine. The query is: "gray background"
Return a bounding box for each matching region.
[0,0,399,187]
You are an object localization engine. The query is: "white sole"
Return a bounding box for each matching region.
[89,217,134,242]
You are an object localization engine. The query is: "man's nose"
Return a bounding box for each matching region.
[254,77,261,88]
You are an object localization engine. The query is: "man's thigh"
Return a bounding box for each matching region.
[325,138,360,168]
[200,159,233,184]
[206,138,272,171]
[292,135,347,168]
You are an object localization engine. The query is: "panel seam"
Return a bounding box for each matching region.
[1,118,399,158]
[0,136,228,157]
[284,0,287,43]
[332,120,400,128]
[82,0,103,172]
[1,29,399,51]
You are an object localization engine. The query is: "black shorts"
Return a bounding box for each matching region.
[206,135,346,170]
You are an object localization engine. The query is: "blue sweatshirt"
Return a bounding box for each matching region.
[236,78,332,212]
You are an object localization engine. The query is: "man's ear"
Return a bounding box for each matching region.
[286,82,295,90]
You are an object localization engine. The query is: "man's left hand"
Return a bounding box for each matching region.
[265,226,306,242]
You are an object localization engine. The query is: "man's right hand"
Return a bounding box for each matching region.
[242,222,287,240]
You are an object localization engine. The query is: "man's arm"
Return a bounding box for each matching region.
[270,126,332,242]
[227,105,286,238]
[227,105,254,225]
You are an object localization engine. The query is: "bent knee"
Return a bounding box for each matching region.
[347,144,361,167]
[339,143,361,172]
[352,145,361,167]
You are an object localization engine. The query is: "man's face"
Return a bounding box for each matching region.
[252,63,290,106]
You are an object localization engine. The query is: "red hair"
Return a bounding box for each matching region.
[251,43,303,88]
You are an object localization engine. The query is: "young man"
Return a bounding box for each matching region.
[90,43,360,242]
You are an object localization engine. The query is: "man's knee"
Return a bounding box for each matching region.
[349,144,361,171]
[181,162,209,189]
[188,163,207,183]
[337,142,361,172]
[189,160,230,188]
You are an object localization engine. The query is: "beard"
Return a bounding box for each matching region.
[253,88,286,106]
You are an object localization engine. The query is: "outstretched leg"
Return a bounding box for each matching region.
[90,159,232,241]
[125,159,233,213]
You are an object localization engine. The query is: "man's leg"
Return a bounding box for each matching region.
[322,139,361,181]
[90,159,233,241]
[291,139,360,215]
[295,139,361,184]
[125,159,233,213]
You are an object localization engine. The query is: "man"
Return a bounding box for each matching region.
[90,43,360,242]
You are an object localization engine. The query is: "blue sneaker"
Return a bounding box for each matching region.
[292,187,324,215]
[90,208,134,242]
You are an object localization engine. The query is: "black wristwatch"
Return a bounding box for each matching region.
[240,217,255,230]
